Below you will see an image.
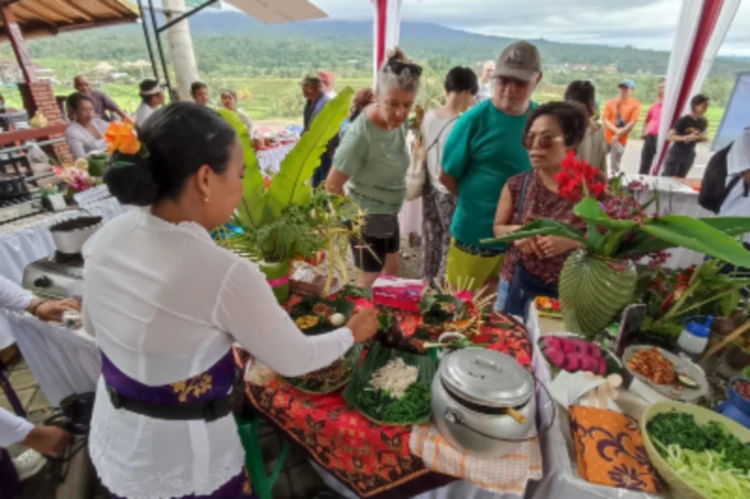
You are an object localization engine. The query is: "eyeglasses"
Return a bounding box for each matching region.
[387,59,423,77]
[496,76,531,89]
[522,133,565,150]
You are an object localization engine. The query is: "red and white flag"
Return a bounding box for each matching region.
[372,0,404,85]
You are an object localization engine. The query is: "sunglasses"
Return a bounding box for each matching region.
[522,133,565,150]
[387,59,423,77]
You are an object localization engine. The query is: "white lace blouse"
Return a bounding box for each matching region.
[82,209,354,498]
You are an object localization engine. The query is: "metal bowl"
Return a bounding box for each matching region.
[431,348,536,458]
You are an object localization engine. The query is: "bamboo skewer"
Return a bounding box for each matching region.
[701,319,750,361]
[505,407,527,424]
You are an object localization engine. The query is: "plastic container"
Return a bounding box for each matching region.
[717,377,750,429]
[677,315,713,360]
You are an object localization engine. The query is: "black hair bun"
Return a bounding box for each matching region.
[104,155,159,206]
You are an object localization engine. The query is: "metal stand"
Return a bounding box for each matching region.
[136,0,218,102]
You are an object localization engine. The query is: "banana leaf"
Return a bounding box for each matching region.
[639,215,750,267]
[265,88,354,221]
[574,198,637,230]
[342,343,437,426]
[480,219,587,247]
[616,217,750,258]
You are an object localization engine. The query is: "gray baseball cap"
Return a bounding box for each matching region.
[493,40,542,82]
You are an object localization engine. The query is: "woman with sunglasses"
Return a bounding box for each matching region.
[493,101,592,318]
[326,49,421,289]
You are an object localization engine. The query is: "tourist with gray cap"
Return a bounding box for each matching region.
[440,40,541,294]
[602,79,641,175]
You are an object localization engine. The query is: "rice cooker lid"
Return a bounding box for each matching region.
[440,348,533,408]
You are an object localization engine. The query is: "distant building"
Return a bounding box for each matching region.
[604,65,618,74]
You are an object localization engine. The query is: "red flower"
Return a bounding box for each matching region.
[555,151,607,203]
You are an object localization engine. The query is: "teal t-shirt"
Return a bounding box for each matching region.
[333,113,409,216]
[442,99,536,249]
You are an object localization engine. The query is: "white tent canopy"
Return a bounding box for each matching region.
[223,0,327,23]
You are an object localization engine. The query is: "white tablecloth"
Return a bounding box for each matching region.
[257,142,296,175]
[314,312,551,499]
[0,196,131,349]
[2,309,99,407]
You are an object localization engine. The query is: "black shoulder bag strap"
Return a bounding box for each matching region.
[510,171,533,260]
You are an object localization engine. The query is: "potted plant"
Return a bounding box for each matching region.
[482,153,750,337]
[218,88,365,303]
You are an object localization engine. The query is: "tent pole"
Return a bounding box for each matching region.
[136,0,160,82]
[147,0,175,100]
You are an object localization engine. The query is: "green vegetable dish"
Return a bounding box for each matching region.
[647,411,750,498]
[343,343,436,426]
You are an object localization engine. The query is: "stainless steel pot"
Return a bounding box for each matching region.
[49,216,102,255]
[431,348,536,458]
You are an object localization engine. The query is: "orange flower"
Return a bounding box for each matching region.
[104,121,141,155]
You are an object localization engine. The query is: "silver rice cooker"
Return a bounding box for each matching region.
[431,348,536,458]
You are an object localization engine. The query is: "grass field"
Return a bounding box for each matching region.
[3,76,724,139]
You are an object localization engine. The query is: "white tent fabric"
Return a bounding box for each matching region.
[372,0,404,84]
[653,0,740,174]
[223,0,327,23]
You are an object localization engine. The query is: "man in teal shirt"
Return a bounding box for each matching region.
[440,40,543,292]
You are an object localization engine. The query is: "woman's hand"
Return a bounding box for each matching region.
[346,308,379,343]
[536,236,581,259]
[514,237,544,259]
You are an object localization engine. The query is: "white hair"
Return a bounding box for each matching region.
[376,48,421,95]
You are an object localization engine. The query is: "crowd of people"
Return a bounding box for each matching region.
[3,38,746,499]
[321,41,731,318]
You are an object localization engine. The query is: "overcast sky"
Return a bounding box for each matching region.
[301,0,750,56]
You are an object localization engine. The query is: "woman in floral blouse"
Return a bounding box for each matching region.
[493,101,595,317]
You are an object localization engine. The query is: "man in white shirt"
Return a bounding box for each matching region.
[476,60,495,102]
[134,79,165,129]
[718,127,750,282]
[719,128,750,241]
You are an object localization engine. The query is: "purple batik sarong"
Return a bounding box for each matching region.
[102,350,254,499]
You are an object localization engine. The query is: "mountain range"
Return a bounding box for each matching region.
[3,10,747,78]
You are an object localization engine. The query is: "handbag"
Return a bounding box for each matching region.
[405,115,460,201]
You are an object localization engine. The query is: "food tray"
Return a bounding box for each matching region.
[284,344,364,395]
[342,343,437,426]
[623,345,708,402]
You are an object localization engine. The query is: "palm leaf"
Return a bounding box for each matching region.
[265,88,354,220]
[616,216,750,258]
[639,215,750,267]
[480,219,587,246]
[573,198,638,229]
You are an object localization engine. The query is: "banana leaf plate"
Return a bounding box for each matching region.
[284,344,364,394]
[342,343,437,426]
[290,296,355,336]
